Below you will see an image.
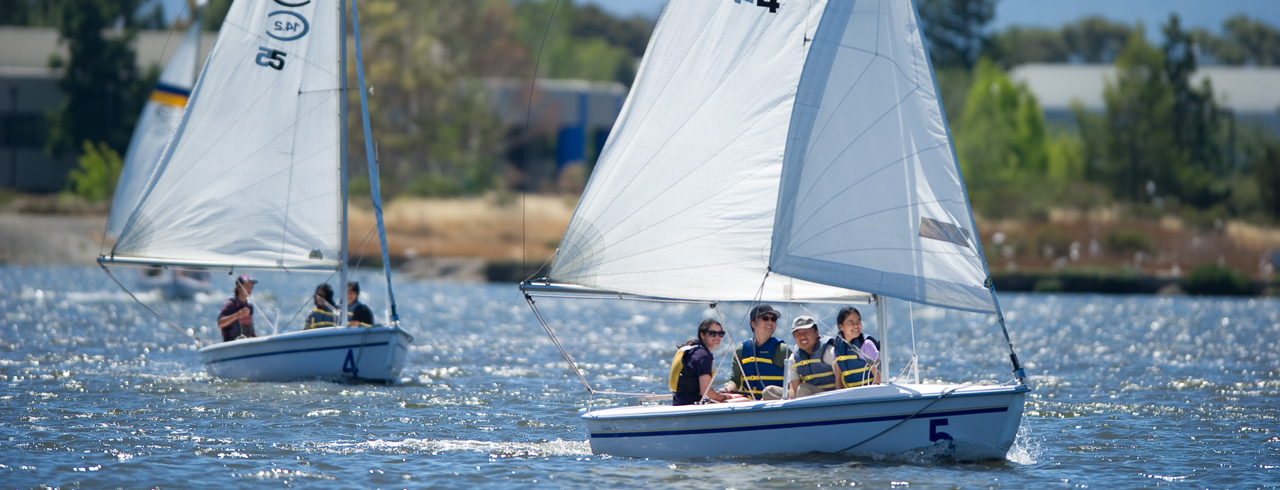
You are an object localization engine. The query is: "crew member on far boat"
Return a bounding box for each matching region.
[728,304,791,400]
[217,274,258,341]
[346,281,374,326]
[785,315,838,398]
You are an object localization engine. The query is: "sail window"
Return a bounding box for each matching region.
[918,217,971,249]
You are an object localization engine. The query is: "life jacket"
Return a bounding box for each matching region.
[669,344,713,405]
[834,335,878,387]
[793,336,837,391]
[304,307,336,330]
[739,337,785,398]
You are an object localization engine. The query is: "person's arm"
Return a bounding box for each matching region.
[698,374,730,402]
[728,346,743,393]
[217,307,249,328]
[784,354,799,398]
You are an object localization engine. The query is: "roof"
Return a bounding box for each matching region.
[1008,63,1280,114]
[0,26,218,72]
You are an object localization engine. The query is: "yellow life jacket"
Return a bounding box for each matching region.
[668,344,715,392]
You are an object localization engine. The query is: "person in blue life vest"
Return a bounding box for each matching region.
[346,281,374,327]
[833,306,880,388]
[671,319,748,406]
[784,315,838,399]
[217,274,258,341]
[728,304,792,400]
[304,283,337,330]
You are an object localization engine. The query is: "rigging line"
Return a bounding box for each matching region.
[522,0,562,278]
[100,263,203,346]
[836,382,973,454]
[524,292,595,394]
[907,301,919,384]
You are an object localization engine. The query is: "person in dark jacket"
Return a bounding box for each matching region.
[672,319,745,405]
[346,281,374,326]
[217,274,258,341]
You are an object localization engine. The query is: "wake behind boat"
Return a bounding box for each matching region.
[522,0,1029,460]
[100,0,410,382]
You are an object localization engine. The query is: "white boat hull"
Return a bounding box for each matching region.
[198,326,414,382]
[584,383,1028,460]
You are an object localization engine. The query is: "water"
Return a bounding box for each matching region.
[2,266,1277,488]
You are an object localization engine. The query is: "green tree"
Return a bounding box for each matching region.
[1256,141,1280,218]
[986,26,1069,68]
[1222,14,1280,66]
[1162,14,1232,208]
[513,0,638,84]
[1060,16,1132,63]
[918,0,998,69]
[203,0,231,31]
[355,0,527,197]
[45,0,153,157]
[955,58,1048,188]
[1097,26,1182,202]
[65,141,123,202]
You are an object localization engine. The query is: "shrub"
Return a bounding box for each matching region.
[1103,229,1155,255]
[1184,263,1252,296]
[64,140,122,203]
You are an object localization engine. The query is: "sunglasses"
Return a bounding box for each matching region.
[701,330,727,337]
[757,315,778,322]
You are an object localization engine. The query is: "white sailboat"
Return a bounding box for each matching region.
[521,0,1029,460]
[109,18,214,299]
[100,0,413,382]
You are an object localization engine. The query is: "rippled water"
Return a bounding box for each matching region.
[1,266,1276,488]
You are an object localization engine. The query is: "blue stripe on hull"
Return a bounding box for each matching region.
[207,341,391,364]
[590,406,1008,439]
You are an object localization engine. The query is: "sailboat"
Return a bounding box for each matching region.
[520,0,1029,460]
[100,0,413,382]
[108,18,214,299]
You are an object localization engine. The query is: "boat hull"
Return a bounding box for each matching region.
[198,326,414,382]
[584,383,1028,460]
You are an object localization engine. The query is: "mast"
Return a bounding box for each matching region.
[338,0,349,327]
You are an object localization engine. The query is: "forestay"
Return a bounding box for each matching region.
[549,0,868,303]
[770,0,995,313]
[110,0,342,271]
[106,21,202,239]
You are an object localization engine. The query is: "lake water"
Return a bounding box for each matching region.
[2,266,1276,488]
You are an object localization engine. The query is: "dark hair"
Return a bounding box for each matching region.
[837,307,862,327]
[682,318,722,347]
[315,283,335,308]
[347,281,360,294]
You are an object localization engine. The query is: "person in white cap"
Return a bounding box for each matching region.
[216,274,258,341]
[784,315,837,398]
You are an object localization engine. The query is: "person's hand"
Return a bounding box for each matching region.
[237,307,251,320]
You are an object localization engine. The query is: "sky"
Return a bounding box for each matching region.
[155,0,1280,37]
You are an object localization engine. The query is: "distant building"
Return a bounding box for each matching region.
[1009,63,1280,134]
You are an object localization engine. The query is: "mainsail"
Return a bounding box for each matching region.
[770,0,995,313]
[108,0,343,271]
[548,0,865,302]
[106,20,203,239]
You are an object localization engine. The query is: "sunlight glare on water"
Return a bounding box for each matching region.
[0,266,1276,488]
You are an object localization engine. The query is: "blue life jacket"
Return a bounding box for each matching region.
[834,335,878,387]
[794,336,837,391]
[304,308,336,330]
[739,337,785,399]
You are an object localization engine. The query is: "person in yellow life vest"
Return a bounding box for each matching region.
[303,283,337,330]
[671,319,748,406]
[728,304,792,400]
[833,306,880,388]
[785,315,837,399]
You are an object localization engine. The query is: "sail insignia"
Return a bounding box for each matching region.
[918,217,971,249]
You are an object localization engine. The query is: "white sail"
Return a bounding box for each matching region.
[770,0,995,313]
[549,0,867,302]
[106,20,203,239]
[110,0,343,270]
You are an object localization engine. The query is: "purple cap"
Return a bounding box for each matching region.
[236,274,258,284]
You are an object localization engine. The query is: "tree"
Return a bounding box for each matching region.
[203,0,231,32]
[986,26,1069,68]
[1097,25,1182,202]
[954,58,1048,188]
[513,0,639,85]
[45,0,153,157]
[1060,16,1132,63]
[65,141,122,202]
[1222,14,1280,66]
[918,0,998,69]
[1162,14,1231,208]
[354,0,527,197]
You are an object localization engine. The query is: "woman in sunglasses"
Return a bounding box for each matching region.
[670,319,747,405]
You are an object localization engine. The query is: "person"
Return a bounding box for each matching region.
[217,274,258,341]
[304,283,337,330]
[784,315,838,398]
[346,281,374,327]
[671,319,746,406]
[833,306,880,388]
[728,304,791,400]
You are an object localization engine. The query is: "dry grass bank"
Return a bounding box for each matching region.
[347,194,576,262]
